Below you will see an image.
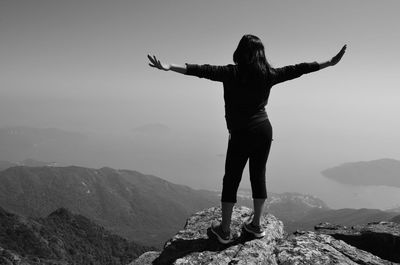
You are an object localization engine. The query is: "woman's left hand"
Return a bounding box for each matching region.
[147,54,171,71]
[330,45,347,66]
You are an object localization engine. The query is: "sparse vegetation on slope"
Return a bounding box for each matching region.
[0,207,154,265]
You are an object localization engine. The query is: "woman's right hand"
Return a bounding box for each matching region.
[147,54,171,71]
[330,45,347,66]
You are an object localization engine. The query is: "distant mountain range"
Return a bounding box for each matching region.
[0,127,87,162]
[0,158,61,171]
[290,207,398,232]
[322,158,400,187]
[391,215,400,223]
[0,160,16,171]
[0,166,218,247]
[0,206,153,265]
[1,164,398,248]
[386,205,400,213]
[235,189,398,233]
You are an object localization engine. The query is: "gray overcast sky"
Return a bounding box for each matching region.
[1,0,400,209]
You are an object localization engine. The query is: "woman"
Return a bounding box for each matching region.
[148,34,346,244]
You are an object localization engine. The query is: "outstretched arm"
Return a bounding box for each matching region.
[147,54,187,74]
[273,45,347,85]
[318,45,347,70]
[147,54,232,82]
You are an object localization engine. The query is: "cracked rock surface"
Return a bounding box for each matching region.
[130,207,399,265]
[276,231,394,265]
[315,221,400,263]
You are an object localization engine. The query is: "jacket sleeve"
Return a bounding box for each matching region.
[185,64,233,82]
[272,62,320,85]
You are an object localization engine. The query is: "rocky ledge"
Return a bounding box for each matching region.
[315,221,400,263]
[131,206,398,265]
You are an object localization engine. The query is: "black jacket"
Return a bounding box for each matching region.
[185,62,320,132]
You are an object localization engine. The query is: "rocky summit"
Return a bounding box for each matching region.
[131,206,399,265]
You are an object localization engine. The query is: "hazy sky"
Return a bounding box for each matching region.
[1,0,400,209]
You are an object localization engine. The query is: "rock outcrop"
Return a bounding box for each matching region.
[131,206,398,265]
[276,231,394,265]
[315,221,400,263]
[131,206,284,265]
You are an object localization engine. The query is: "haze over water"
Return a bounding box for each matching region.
[1,0,400,209]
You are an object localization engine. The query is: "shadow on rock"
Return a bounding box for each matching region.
[153,227,260,264]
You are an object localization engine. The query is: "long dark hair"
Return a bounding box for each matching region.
[233,34,271,81]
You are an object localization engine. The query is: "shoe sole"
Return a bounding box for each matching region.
[243,223,265,238]
[210,225,233,244]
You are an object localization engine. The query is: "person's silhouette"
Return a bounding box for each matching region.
[148,34,346,244]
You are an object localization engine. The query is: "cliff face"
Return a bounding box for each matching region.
[131,206,399,265]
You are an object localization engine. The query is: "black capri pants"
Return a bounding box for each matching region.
[221,119,273,203]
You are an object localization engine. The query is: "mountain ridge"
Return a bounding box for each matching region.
[1,164,398,248]
[0,165,218,247]
[0,206,153,265]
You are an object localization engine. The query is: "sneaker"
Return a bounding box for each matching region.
[210,223,233,244]
[243,221,265,238]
